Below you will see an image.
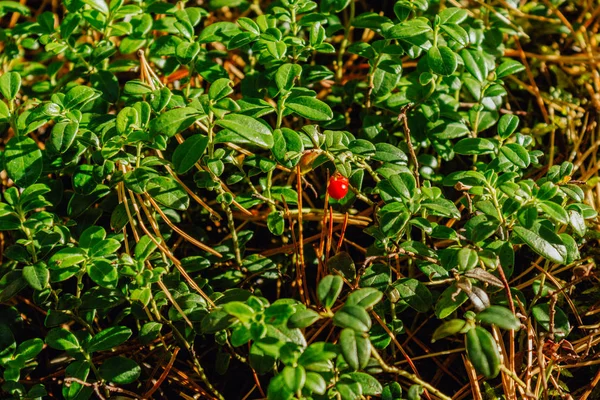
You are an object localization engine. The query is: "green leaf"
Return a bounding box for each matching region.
[435,284,469,318]
[15,338,44,360]
[87,259,118,288]
[343,372,382,396]
[421,198,461,219]
[431,319,467,342]
[317,275,343,310]
[49,247,88,269]
[282,365,306,393]
[99,356,141,384]
[267,211,285,236]
[139,322,162,345]
[428,46,458,76]
[569,210,586,237]
[4,136,43,187]
[135,235,158,262]
[286,96,333,121]
[439,8,468,24]
[394,278,432,313]
[288,309,321,329]
[496,59,525,78]
[148,107,202,137]
[454,138,496,155]
[346,288,383,309]
[215,114,274,149]
[172,134,209,174]
[305,372,327,395]
[440,23,469,46]
[457,248,478,271]
[498,114,519,139]
[276,64,302,93]
[208,78,233,101]
[387,18,431,39]
[223,301,255,323]
[123,80,152,95]
[513,225,566,264]
[22,264,49,291]
[237,16,260,34]
[333,305,372,332]
[538,201,569,225]
[460,49,488,83]
[0,72,21,100]
[83,0,109,14]
[465,326,500,379]
[500,143,530,168]
[87,326,132,353]
[90,238,121,258]
[63,85,100,110]
[373,143,408,164]
[336,377,363,400]
[382,382,403,400]
[532,303,571,339]
[476,306,521,330]
[124,167,158,194]
[49,121,79,154]
[348,139,376,157]
[147,176,189,210]
[339,328,371,370]
[46,328,80,351]
[63,360,90,400]
[0,1,30,15]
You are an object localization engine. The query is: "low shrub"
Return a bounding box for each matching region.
[0,0,598,399]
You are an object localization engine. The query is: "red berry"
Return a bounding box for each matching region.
[328,175,349,200]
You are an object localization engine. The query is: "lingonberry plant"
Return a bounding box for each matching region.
[1,0,599,399]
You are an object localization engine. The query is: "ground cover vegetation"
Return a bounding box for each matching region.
[0,0,599,399]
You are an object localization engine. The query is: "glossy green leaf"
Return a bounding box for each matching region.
[215,114,274,149]
[286,96,333,121]
[431,319,467,342]
[49,121,79,154]
[387,18,431,39]
[46,328,80,351]
[428,46,458,76]
[465,326,500,379]
[476,306,521,330]
[435,284,469,319]
[148,107,202,137]
[454,138,496,155]
[87,326,132,353]
[49,247,87,269]
[333,305,372,332]
[276,63,302,93]
[513,225,566,264]
[99,356,141,384]
[346,288,383,310]
[317,275,343,310]
[394,278,432,313]
[0,72,21,100]
[22,264,49,291]
[4,136,43,187]
[339,328,371,370]
[87,259,118,288]
[172,134,209,174]
[63,85,100,110]
[500,143,530,168]
[146,176,190,210]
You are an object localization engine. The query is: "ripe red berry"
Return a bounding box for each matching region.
[328,174,349,200]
